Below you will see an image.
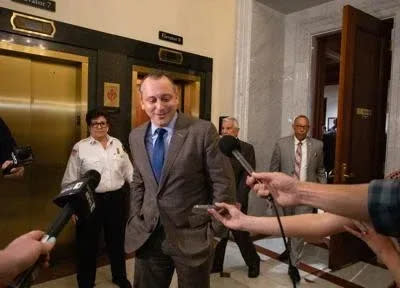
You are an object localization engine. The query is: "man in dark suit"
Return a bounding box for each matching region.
[270,115,326,270]
[125,73,235,288]
[211,117,260,278]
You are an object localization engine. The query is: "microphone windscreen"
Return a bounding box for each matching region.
[218,135,240,157]
[84,170,101,190]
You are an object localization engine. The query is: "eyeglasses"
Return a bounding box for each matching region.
[90,121,107,128]
[295,125,309,129]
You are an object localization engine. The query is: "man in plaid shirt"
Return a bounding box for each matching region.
[368,179,400,237]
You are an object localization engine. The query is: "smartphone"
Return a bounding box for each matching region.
[192,204,217,215]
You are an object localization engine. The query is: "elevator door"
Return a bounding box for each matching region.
[0,52,81,259]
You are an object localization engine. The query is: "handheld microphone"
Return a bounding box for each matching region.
[218,136,271,200]
[10,170,101,288]
[2,146,33,176]
[219,135,300,286]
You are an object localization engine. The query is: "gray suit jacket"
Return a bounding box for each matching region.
[125,113,235,266]
[270,136,326,183]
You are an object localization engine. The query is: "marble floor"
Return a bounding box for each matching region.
[32,237,394,288]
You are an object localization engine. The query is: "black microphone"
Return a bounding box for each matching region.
[2,146,33,176]
[219,135,300,286]
[219,135,272,200]
[11,170,101,288]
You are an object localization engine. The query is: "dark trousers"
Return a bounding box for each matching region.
[76,188,127,288]
[134,225,211,288]
[212,229,260,272]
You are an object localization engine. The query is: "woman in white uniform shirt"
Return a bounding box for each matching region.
[62,109,133,288]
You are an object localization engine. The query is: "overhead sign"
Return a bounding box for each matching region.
[11,12,56,37]
[159,31,183,45]
[12,0,56,12]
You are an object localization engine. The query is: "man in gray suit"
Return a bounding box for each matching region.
[270,115,326,267]
[212,117,260,278]
[125,73,235,288]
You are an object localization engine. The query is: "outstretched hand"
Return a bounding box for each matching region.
[246,172,300,206]
[208,202,246,231]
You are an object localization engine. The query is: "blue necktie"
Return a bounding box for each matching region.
[151,128,167,183]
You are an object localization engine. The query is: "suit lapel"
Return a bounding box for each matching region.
[157,114,189,193]
[137,123,158,189]
[306,137,312,166]
[305,137,313,180]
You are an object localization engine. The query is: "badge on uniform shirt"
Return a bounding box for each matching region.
[71,149,78,156]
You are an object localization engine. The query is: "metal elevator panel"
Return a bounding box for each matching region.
[0,52,81,260]
[0,53,32,244]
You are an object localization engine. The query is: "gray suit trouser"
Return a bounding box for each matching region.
[282,205,314,265]
[133,224,211,288]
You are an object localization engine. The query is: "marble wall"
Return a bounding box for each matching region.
[248,2,284,172]
[235,0,285,216]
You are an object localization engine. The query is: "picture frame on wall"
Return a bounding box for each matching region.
[104,82,120,113]
[327,117,337,131]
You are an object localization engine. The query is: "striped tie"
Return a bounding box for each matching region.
[294,141,302,180]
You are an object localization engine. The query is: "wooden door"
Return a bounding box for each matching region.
[329,5,392,269]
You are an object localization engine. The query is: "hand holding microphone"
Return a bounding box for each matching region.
[218,135,273,200]
[216,135,300,286]
[2,146,33,177]
[246,172,302,207]
[8,170,101,288]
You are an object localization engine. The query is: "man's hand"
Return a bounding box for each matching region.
[208,202,246,231]
[246,172,301,206]
[0,230,55,285]
[1,160,24,178]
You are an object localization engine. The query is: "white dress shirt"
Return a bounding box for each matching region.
[62,135,133,193]
[294,137,307,181]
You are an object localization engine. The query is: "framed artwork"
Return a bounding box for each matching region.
[104,82,120,108]
[328,117,337,130]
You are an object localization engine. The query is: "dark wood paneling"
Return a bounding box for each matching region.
[97,50,130,147]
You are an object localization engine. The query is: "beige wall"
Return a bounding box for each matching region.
[2,0,236,126]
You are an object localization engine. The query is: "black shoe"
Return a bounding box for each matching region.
[248,262,260,278]
[278,249,289,261]
[112,278,132,288]
[288,265,301,283]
